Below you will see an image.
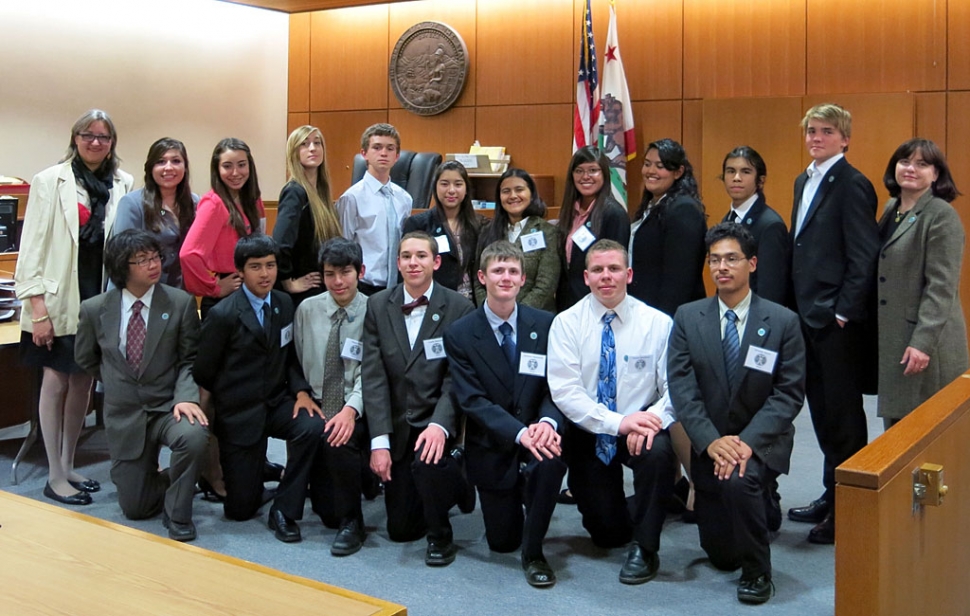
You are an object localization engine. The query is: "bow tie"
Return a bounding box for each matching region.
[401,295,429,315]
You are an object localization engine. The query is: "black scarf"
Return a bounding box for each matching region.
[72,157,113,247]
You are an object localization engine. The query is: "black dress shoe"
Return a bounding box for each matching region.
[268,508,302,543]
[263,461,285,483]
[737,575,774,604]
[522,557,556,588]
[619,544,660,585]
[43,483,92,506]
[331,519,365,556]
[162,511,198,542]
[788,496,830,523]
[808,511,835,545]
[69,479,101,493]
[426,540,458,566]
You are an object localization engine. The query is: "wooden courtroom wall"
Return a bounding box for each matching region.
[289,0,970,325]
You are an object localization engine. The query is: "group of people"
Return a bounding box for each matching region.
[13,103,966,605]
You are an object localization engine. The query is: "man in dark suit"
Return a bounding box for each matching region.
[444,241,566,588]
[75,229,208,541]
[668,223,806,604]
[720,146,789,305]
[194,234,326,543]
[363,230,475,566]
[787,103,879,544]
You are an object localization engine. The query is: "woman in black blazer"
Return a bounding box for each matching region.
[402,160,482,301]
[557,146,631,311]
[628,138,707,317]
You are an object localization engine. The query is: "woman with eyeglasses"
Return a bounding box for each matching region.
[15,109,133,505]
[557,146,631,311]
[112,138,197,289]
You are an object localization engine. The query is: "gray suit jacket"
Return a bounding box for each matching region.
[362,283,474,462]
[667,294,806,475]
[75,284,201,461]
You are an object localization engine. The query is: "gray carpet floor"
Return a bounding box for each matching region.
[1,398,883,615]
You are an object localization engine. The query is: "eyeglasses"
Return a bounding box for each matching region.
[572,167,602,178]
[128,254,162,268]
[708,254,746,267]
[78,133,113,144]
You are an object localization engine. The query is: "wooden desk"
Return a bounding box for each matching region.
[0,491,407,615]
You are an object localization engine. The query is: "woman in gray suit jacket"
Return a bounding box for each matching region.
[877,139,968,427]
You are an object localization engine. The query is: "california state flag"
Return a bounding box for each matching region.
[597,0,636,207]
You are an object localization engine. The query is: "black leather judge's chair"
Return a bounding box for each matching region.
[351,150,442,210]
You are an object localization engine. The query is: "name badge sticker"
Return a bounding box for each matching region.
[519,352,546,377]
[520,231,546,252]
[627,355,650,372]
[424,337,447,360]
[280,323,293,347]
[571,226,596,251]
[341,338,363,361]
[744,345,778,374]
[435,235,451,254]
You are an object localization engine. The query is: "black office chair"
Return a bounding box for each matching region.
[351,150,442,210]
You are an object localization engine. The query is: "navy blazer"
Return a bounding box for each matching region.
[722,196,789,305]
[444,304,564,490]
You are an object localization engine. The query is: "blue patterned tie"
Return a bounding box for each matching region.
[723,309,740,385]
[499,322,516,368]
[595,312,618,465]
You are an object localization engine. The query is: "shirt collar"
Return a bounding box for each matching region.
[806,153,843,178]
[484,300,518,335]
[241,284,271,316]
[717,289,752,323]
[363,171,393,195]
[403,281,434,305]
[731,194,759,220]
[589,293,632,325]
[121,285,155,314]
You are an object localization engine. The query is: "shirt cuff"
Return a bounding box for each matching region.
[429,422,449,439]
[371,434,390,450]
[539,417,558,431]
[835,313,848,323]
[514,427,527,445]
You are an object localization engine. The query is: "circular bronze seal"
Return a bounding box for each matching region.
[389,21,469,116]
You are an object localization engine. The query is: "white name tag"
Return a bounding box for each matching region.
[519,352,546,377]
[341,337,363,361]
[627,355,651,372]
[520,231,546,252]
[571,225,596,251]
[435,234,451,254]
[423,337,447,360]
[280,323,293,347]
[744,345,778,374]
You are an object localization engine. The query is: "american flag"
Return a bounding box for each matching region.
[573,0,599,152]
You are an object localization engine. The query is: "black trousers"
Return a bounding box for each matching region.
[693,452,772,580]
[564,425,676,551]
[309,418,367,527]
[219,398,325,521]
[383,428,466,544]
[802,320,869,502]
[477,453,566,561]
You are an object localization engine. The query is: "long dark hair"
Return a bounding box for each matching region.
[479,168,546,248]
[142,138,195,237]
[429,160,479,272]
[559,146,613,243]
[883,138,961,202]
[210,138,261,237]
[635,138,704,220]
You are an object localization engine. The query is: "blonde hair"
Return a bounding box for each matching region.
[801,103,852,141]
[285,126,341,245]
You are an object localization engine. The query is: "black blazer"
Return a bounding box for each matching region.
[790,158,879,329]
[402,210,480,295]
[628,194,707,317]
[444,304,564,490]
[557,194,631,311]
[193,288,310,447]
[722,196,790,305]
[273,182,324,306]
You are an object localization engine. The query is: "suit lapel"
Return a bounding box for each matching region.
[791,174,807,231]
[736,297,771,393]
[408,286,447,369]
[236,292,266,348]
[470,309,514,395]
[697,297,731,399]
[882,191,932,250]
[138,286,172,377]
[798,158,845,236]
[385,285,413,362]
[99,289,125,371]
[58,164,80,246]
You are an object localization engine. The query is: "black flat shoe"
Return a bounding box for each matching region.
[197,477,226,503]
[425,540,458,566]
[738,575,774,604]
[808,511,835,545]
[162,511,198,542]
[522,557,556,588]
[43,483,92,506]
[619,544,659,585]
[69,479,101,493]
[788,496,830,523]
[331,519,365,556]
[268,508,302,543]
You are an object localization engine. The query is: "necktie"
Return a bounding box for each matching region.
[320,308,346,420]
[499,321,516,368]
[595,312,618,465]
[723,310,740,385]
[381,185,398,286]
[262,302,272,341]
[401,295,429,315]
[735,212,743,225]
[126,300,146,371]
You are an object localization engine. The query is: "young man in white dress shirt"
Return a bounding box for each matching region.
[547,239,677,585]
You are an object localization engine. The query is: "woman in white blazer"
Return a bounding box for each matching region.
[15,109,133,505]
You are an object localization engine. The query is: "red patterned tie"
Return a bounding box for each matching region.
[127,300,146,370]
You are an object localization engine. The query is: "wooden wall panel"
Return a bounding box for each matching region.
[915,92,947,148]
[477,0,572,106]
[287,112,311,136]
[945,92,970,333]
[288,13,311,113]
[583,0,683,102]
[682,100,704,198]
[388,0,477,109]
[807,0,946,94]
[684,0,805,99]
[628,101,684,214]
[475,105,573,207]
[310,110,388,195]
[309,6,389,111]
[949,0,970,89]
[387,107,476,163]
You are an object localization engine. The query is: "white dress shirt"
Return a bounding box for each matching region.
[548,293,675,436]
[729,194,759,224]
[718,290,752,341]
[794,153,843,236]
[119,286,154,354]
